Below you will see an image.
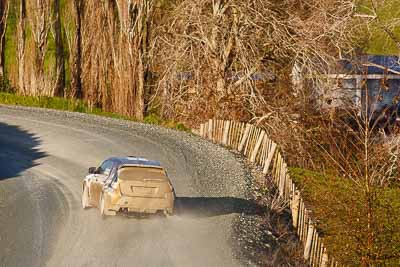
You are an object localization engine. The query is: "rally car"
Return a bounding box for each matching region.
[82,157,175,216]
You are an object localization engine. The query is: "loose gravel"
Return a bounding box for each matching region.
[0,105,303,266]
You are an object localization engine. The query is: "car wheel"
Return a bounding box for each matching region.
[82,184,90,209]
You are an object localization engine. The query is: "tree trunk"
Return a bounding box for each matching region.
[133,1,149,121]
[117,0,153,120]
[71,0,83,98]
[210,2,236,95]
[52,0,65,96]
[31,0,50,96]
[0,0,8,80]
[17,0,26,93]
[135,48,145,120]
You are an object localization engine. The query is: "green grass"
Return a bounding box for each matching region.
[0,92,190,131]
[357,0,400,55]
[289,167,400,265]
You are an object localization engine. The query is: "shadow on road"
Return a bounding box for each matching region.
[175,196,265,218]
[0,122,46,180]
[118,197,264,219]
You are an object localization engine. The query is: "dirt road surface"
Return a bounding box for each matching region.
[0,106,255,267]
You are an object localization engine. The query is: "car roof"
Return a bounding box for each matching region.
[108,156,162,168]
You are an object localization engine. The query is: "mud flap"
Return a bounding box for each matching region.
[100,193,116,216]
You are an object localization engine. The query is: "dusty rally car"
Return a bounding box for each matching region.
[81,157,175,216]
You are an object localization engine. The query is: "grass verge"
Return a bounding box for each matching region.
[289,167,400,265]
[0,92,189,132]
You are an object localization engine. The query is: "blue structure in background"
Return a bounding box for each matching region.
[340,55,400,75]
[338,55,400,117]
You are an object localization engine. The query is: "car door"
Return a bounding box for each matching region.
[89,160,114,206]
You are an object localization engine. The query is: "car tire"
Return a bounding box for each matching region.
[82,184,90,209]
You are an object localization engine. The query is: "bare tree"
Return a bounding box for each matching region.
[114,0,154,120]
[78,0,112,110]
[71,0,83,98]
[305,104,400,265]
[0,0,8,80]
[79,0,154,119]
[28,0,51,95]
[52,0,65,96]
[17,0,26,94]
[155,0,357,124]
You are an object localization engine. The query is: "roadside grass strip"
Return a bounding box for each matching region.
[0,92,189,132]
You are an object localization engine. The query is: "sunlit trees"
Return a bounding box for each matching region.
[154,0,357,123]
[17,0,26,94]
[28,0,51,95]
[52,0,65,96]
[0,0,8,80]
[70,0,83,98]
[79,0,154,119]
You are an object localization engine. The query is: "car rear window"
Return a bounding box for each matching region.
[118,167,168,181]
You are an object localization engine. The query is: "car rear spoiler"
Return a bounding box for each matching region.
[119,164,164,170]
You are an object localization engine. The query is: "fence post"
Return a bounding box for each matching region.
[238,124,251,152]
[222,120,230,146]
[199,119,336,267]
[258,135,268,165]
[250,130,265,162]
[200,124,204,137]
[234,122,240,149]
[298,199,303,236]
[321,245,329,267]
[263,142,277,174]
[244,125,256,155]
[234,122,241,149]
[302,209,308,243]
[315,234,321,267]
[219,120,223,143]
[279,163,287,197]
[292,190,300,228]
[213,120,218,143]
[208,119,213,140]
[218,120,224,143]
[274,153,282,184]
[228,121,235,147]
[304,221,315,261]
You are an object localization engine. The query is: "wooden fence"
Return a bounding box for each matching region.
[198,119,339,267]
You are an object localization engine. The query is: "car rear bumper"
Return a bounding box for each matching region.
[109,195,174,214]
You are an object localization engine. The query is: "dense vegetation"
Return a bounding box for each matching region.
[360,0,400,54]
[0,1,398,124]
[1,0,397,124]
[290,168,400,265]
[1,0,399,266]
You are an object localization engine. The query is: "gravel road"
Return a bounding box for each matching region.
[0,105,257,267]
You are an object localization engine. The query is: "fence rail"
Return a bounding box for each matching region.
[198,119,338,267]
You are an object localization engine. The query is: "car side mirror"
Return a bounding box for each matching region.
[88,167,97,174]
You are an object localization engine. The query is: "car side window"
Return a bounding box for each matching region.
[99,160,113,175]
[107,166,118,183]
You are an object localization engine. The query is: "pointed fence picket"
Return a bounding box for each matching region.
[197,119,339,267]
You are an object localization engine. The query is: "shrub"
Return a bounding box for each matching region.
[290,167,400,265]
